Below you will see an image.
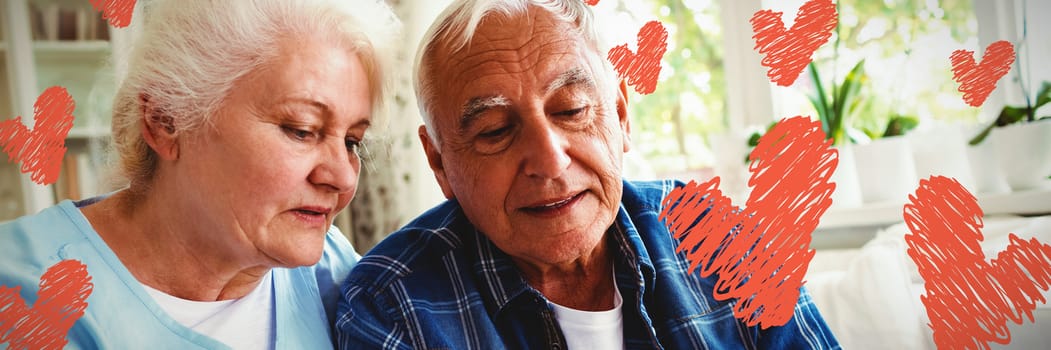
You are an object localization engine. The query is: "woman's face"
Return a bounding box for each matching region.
[173,39,372,268]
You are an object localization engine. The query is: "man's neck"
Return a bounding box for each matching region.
[514,238,617,311]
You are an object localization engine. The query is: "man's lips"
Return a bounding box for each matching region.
[520,192,585,214]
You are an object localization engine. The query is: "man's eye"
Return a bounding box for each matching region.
[553,107,587,117]
[478,126,510,138]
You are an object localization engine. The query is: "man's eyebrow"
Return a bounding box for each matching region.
[458,95,511,134]
[545,68,595,93]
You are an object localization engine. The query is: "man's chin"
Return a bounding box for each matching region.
[507,229,609,264]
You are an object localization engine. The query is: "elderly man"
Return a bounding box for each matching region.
[336,0,839,348]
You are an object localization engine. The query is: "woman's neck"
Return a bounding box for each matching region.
[81,189,270,301]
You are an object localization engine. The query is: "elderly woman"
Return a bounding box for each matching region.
[0,0,397,348]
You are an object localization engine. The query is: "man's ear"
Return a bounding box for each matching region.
[616,79,631,153]
[140,93,179,160]
[419,125,455,199]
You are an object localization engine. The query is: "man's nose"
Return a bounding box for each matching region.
[309,139,357,193]
[520,120,571,179]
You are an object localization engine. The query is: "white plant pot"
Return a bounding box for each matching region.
[708,131,752,201]
[853,136,919,205]
[990,120,1051,191]
[966,136,1011,194]
[909,124,977,194]
[830,145,863,208]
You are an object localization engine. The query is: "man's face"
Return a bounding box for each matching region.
[420,6,631,267]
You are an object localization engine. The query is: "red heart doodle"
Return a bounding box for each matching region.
[607,21,668,95]
[751,0,838,86]
[950,40,1015,107]
[659,116,837,328]
[584,0,599,5]
[0,260,94,350]
[89,0,136,28]
[904,176,1051,349]
[0,87,75,186]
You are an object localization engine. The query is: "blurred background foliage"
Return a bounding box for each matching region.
[804,0,979,142]
[601,0,979,176]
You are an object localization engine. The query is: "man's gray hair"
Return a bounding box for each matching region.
[413,0,616,146]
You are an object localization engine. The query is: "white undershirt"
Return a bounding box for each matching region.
[549,275,626,350]
[142,271,276,350]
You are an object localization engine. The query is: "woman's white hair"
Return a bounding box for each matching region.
[111,0,399,189]
[413,0,616,146]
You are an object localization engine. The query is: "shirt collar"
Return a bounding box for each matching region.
[468,201,657,319]
[608,205,657,294]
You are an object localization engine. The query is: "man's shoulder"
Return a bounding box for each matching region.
[620,179,685,214]
[345,200,474,294]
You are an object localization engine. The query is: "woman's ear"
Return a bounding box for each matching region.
[139,93,179,160]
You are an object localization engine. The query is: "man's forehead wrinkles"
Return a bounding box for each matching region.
[451,36,579,76]
[447,58,525,88]
[431,9,592,136]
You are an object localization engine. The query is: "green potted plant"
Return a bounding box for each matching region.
[740,60,870,207]
[968,81,1051,145]
[806,60,867,146]
[802,60,868,208]
[744,60,876,161]
[970,81,1051,190]
[867,114,919,139]
[817,60,921,205]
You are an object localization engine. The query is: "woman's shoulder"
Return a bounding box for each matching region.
[0,201,95,266]
[2,200,82,232]
[0,200,114,309]
[317,225,359,272]
[288,225,360,292]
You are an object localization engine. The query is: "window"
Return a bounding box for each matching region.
[596,0,984,180]
[765,0,980,140]
[593,0,726,178]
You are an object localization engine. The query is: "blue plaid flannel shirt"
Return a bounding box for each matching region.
[335,180,840,349]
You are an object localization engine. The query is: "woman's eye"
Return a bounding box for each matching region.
[345,138,361,153]
[283,126,314,141]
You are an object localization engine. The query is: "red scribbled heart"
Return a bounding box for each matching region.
[607,21,668,95]
[584,0,599,5]
[950,40,1015,107]
[751,0,838,86]
[904,176,1051,349]
[0,87,75,186]
[0,260,94,350]
[659,116,837,328]
[89,0,136,28]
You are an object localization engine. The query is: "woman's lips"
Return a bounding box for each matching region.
[292,206,331,226]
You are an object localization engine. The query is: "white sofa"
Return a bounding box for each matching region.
[806,215,1051,349]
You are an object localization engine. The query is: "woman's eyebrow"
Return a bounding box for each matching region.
[274,97,329,112]
[274,97,371,128]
